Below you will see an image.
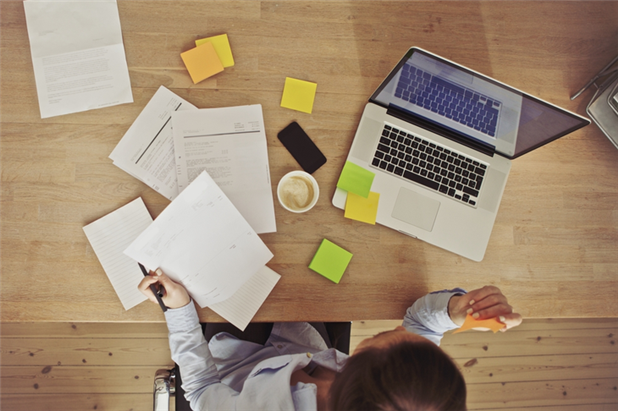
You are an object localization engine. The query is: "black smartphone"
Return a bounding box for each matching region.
[277,121,327,174]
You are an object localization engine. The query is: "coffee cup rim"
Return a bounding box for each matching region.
[277,171,319,213]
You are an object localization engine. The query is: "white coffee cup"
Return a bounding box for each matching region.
[277,171,319,213]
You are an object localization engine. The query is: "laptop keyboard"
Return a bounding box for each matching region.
[396,64,501,138]
[371,124,487,207]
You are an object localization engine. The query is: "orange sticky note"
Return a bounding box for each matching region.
[453,314,505,334]
[195,34,235,67]
[180,42,224,84]
[281,77,317,114]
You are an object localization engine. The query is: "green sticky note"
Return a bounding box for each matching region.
[309,239,353,284]
[195,34,235,67]
[336,161,375,198]
[280,77,317,114]
[345,191,380,225]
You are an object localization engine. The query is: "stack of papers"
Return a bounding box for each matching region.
[124,171,274,308]
[110,86,197,201]
[110,86,276,234]
[84,172,279,330]
[23,0,133,118]
[172,104,276,234]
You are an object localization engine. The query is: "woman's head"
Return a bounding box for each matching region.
[328,328,466,411]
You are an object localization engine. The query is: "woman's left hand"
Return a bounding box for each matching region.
[448,285,522,331]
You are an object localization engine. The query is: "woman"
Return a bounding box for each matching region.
[139,270,522,411]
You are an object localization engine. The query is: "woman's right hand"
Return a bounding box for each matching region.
[138,269,191,309]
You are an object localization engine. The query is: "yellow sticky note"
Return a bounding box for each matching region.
[180,42,224,84]
[345,191,380,224]
[195,34,235,68]
[281,77,317,114]
[453,314,505,334]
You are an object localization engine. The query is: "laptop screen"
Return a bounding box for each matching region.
[371,48,590,159]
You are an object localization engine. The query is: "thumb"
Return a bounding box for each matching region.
[498,313,523,331]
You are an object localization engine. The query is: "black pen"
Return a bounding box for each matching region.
[138,263,167,312]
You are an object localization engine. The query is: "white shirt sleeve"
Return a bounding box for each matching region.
[402,288,467,346]
[165,302,239,410]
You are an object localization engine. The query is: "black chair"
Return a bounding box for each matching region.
[153,322,351,411]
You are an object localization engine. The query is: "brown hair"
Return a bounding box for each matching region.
[328,340,466,411]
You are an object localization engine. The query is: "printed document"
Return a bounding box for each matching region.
[83,197,152,310]
[172,105,277,234]
[124,171,274,308]
[23,0,133,118]
[110,86,197,200]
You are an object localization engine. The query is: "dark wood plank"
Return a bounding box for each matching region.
[0,394,153,411]
[1,366,165,394]
[466,378,618,409]
[1,338,173,367]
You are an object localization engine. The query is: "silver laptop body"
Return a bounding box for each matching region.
[332,47,590,261]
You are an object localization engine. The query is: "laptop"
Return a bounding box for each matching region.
[332,47,590,261]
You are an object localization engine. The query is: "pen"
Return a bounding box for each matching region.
[138,263,167,312]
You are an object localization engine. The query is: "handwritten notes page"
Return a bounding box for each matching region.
[23,0,133,118]
[209,266,281,331]
[124,171,274,308]
[110,86,197,200]
[83,198,152,310]
[172,104,276,234]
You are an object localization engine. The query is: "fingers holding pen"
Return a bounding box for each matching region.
[138,269,191,309]
[138,272,163,304]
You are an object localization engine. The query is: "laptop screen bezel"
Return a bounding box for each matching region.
[368,47,590,160]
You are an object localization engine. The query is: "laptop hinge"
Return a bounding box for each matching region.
[386,105,496,157]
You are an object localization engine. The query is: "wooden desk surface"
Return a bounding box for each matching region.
[1,1,617,323]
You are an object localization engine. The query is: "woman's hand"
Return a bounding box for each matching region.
[448,285,522,331]
[138,269,191,310]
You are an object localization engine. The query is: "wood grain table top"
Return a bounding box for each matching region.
[1,1,617,322]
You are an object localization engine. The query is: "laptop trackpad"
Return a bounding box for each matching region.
[391,187,440,232]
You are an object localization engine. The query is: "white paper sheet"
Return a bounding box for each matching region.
[110,86,197,200]
[82,197,152,310]
[23,0,133,118]
[172,105,277,234]
[124,171,274,308]
[209,266,280,331]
